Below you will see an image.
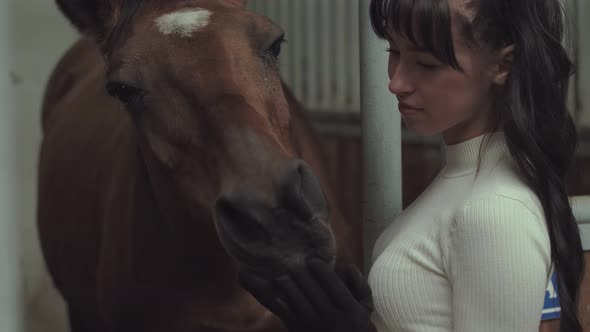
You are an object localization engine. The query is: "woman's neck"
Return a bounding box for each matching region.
[442,103,499,145]
[442,131,508,178]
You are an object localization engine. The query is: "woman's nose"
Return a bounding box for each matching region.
[388,62,414,96]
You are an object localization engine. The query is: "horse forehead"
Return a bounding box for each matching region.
[155,8,214,38]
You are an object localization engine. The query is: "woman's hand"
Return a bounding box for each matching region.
[238,259,377,332]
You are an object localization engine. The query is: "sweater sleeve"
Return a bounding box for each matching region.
[448,195,551,332]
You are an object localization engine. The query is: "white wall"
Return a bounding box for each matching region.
[0,1,22,330]
[0,1,79,331]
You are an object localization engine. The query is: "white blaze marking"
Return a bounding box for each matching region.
[155,8,212,38]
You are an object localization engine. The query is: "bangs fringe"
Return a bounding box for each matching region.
[370,0,462,70]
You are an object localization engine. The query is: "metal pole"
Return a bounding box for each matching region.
[571,195,590,225]
[359,0,403,273]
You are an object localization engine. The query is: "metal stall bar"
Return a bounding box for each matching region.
[358,0,402,273]
[291,0,304,104]
[351,1,362,113]
[319,0,332,111]
[334,0,348,111]
[278,0,292,85]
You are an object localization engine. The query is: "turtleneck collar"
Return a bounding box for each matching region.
[441,132,509,178]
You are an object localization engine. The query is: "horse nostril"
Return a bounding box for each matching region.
[281,160,329,223]
[215,197,272,245]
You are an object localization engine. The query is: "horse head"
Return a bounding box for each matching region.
[56,0,339,278]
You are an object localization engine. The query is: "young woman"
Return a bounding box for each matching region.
[240,0,585,331]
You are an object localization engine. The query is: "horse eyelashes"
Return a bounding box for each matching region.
[266,35,286,61]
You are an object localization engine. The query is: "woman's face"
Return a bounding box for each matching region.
[386,2,503,144]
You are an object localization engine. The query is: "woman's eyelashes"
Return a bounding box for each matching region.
[417,62,439,70]
[386,47,400,56]
[386,47,440,70]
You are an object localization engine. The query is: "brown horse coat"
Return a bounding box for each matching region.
[38,14,359,330]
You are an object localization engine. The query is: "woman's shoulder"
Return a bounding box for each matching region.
[467,156,544,219]
[450,154,547,231]
[444,177,552,275]
[460,191,543,221]
[449,183,548,244]
[446,188,550,257]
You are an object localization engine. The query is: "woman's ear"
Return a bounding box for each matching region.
[492,44,515,86]
[56,0,120,38]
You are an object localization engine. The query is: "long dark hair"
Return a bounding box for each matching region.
[369,0,585,330]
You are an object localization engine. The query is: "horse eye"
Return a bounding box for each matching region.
[105,81,143,106]
[266,35,286,60]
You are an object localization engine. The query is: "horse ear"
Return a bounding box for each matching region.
[55,0,119,37]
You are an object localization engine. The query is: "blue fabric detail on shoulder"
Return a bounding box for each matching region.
[541,272,560,321]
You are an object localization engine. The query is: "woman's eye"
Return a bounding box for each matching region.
[386,48,400,55]
[105,81,144,106]
[266,35,286,60]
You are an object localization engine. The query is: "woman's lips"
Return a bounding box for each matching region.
[398,102,423,116]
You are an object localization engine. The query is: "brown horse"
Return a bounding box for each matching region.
[38,0,360,331]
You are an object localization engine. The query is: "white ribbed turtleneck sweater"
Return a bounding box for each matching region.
[368,132,552,332]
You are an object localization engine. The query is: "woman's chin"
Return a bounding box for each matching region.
[403,124,441,137]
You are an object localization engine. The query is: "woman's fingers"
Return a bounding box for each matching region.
[335,264,375,312]
[239,271,305,326]
[238,271,276,308]
[335,265,356,296]
[275,274,320,323]
[345,265,375,311]
[271,297,300,329]
[288,265,337,315]
[307,259,359,312]
[347,265,372,298]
